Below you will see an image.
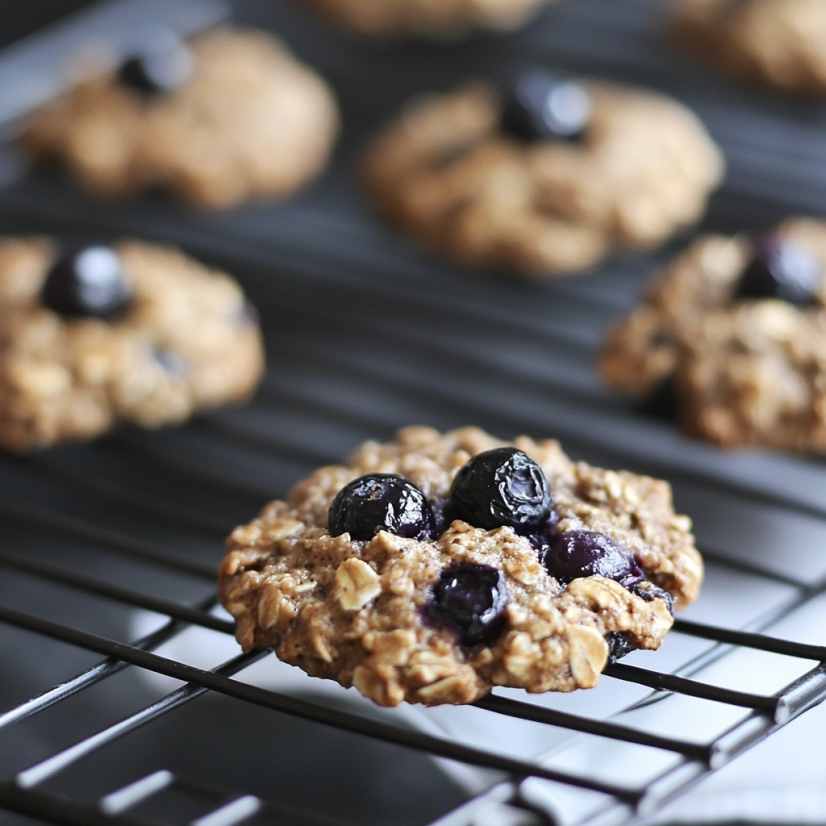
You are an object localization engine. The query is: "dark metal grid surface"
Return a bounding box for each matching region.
[2,1,826,825]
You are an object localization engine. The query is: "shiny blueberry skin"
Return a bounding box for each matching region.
[328,474,435,542]
[734,235,822,306]
[41,245,133,320]
[501,70,591,142]
[118,34,193,96]
[427,563,509,646]
[450,447,551,533]
[544,530,643,584]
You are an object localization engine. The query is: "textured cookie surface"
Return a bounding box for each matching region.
[673,0,826,95]
[0,239,264,450]
[220,427,702,707]
[303,0,557,35]
[23,28,338,208]
[363,81,723,277]
[600,218,826,450]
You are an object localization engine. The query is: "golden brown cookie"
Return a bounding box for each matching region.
[23,28,339,208]
[673,0,826,95]
[0,238,264,451]
[220,426,702,707]
[303,0,557,36]
[363,73,724,278]
[600,218,826,451]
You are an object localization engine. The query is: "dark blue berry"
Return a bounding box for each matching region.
[427,563,509,646]
[428,496,454,538]
[41,245,133,320]
[544,530,643,584]
[629,579,675,616]
[606,632,636,663]
[501,71,591,142]
[329,474,435,542]
[734,235,822,306]
[638,376,680,423]
[450,448,551,533]
[118,34,193,96]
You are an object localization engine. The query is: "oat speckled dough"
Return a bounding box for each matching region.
[303,0,558,35]
[23,28,339,208]
[600,218,826,451]
[363,75,724,277]
[0,238,264,451]
[673,0,826,95]
[220,427,703,707]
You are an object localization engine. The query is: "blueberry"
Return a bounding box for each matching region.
[328,474,435,542]
[734,235,822,306]
[638,376,680,423]
[629,579,675,616]
[544,530,643,584]
[501,70,591,142]
[118,33,193,96]
[606,632,636,663]
[429,496,454,538]
[449,448,551,533]
[427,563,509,646]
[41,245,133,320]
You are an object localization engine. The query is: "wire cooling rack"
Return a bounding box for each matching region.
[2,1,826,824]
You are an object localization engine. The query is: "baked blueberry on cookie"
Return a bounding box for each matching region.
[0,238,264,450]
[673,0,826,95]
[220,427,702,706]
[302,0,557,36]
[363,72,723,277]
[23,28,339,208]
[600,218,826,450]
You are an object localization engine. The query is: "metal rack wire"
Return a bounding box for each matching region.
[3,1,826,824]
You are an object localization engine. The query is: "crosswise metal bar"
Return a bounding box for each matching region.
[0,605,644,804]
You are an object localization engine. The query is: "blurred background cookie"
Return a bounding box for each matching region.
[600,218,826,450]
[0,238,264,450]
[673,0,826,95]
[22,27,339,208]
[301,0,559,37]
[363,71,724,278]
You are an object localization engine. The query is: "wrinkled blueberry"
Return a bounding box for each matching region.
[450,447,551,533]
[328,474,435,541]
[544,530,643,584]
[427,563,509,646]
[501,70,591,142]
[41,245,133,320]
[638,376,680,423]
[734,235,822,306]
[118,33,193,96]
[629,579,675,615]
[606,632,636,663]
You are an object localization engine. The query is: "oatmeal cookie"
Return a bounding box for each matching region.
[303,0,557,36]
[363,72,723,278]
[0,238,264,451]
[220,426,702,707]
[673,0,826,95]
[600,218,826,451]
[23,28,339,208]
